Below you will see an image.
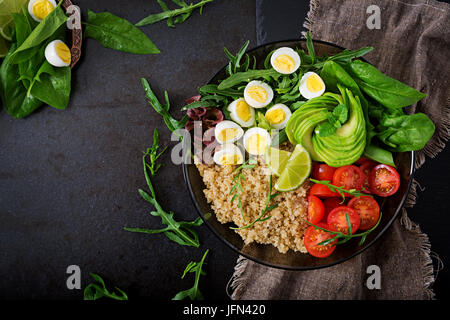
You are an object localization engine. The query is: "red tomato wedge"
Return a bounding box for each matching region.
[323,198,343,222]
[311,164,336,181]
[360,160,378,193]
[368,164,400,197]
[327,206,360,235]
[304,223,337,258]
[309,183,339,198]
[307,195,325,224]
[332,165,365,191]
[348,196,380,230]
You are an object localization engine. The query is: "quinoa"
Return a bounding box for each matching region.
[195,145,310,254]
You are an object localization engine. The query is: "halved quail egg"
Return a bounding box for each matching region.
[270,47,301,74]
[244,80,274,108]
[214,120,244,144]
[265,103,292,130]
[243,127,271,156]
[227,98,255,128]
[213,144,244,166]
[299,71,326,100]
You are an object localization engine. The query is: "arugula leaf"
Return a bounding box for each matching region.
[136,0,213,27]
[84,273,128,301]
[224,40,250,75]
[84,10,160,54]
[255,111,271,131]
[217,68,280,90]
[123,135,204,247]
[305,31,316,64]
[172,249,209,300]
[310,179,372,203]
[142,78,188,132]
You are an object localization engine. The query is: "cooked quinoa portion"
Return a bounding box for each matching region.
[196,157,310,254]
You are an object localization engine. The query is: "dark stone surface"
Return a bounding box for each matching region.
[0,0,447,301]
[0,0,255,300]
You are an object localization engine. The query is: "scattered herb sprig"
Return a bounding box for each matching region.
[146,128,168,176]
[310,178,372,202]
[229,159,256,222]
[142,78,188,133]
[123,130,204,247]
[84,273,128,301]
[305,212,383,247]
[172,249,209,300]
[231,174,279,230]
[136,0,213,27]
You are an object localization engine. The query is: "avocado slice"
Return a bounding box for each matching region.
[313,88,366,166]
[285,89,366,167]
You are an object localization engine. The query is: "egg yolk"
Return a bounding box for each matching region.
[265,108,286,125]
[247,86,268,103]
[32,0,55,21]
[236,100,251,122]
[273,54,295,73]
[217,128,239,142]
[55,42,71,64]
[306,74,324,92]
[246,134,267,155]
[220,154,242,165]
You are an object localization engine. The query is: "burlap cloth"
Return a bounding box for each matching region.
[229,0,449,300]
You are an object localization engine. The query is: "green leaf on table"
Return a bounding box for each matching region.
[29,61,71,110]
[0,42,43,118]
[84,10,160,54]
[172,249,209,300]
[123,135,204,247]
[141,78,188,133]
[136,0,213,27]
[84,273,128,301]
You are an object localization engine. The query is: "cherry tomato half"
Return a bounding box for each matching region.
[332,165,365,191]
[368,164,400,197]
[360,160,378,193]
[327,206,360,235]
[323,198,343,222]
[304,222,337,258]
[348,196,380,230]
[307,195,325,224]
[309,183,339,198]
[312,164,336,181]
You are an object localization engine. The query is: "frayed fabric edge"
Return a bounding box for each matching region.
[228,255,250,300]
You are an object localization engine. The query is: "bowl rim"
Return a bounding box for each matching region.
[182,38,416,271]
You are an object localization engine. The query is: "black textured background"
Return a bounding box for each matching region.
[0,0,448,300]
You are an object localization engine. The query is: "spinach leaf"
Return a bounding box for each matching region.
[136,0,213,27]
[376,112,435,152]
[10,1,68,64]
[84,10,160,54]
[30,61,71,110]
[348,60,427,109]
[0,43,43,118]
[363,143,396,167]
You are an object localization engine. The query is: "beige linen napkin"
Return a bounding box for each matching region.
[229,0,449,300]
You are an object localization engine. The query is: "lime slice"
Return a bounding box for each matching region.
[265,146,292,176]
[0,35,9,57]
[0,0,28,41]
[274,144,311,192]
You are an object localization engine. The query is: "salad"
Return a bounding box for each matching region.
[142,33,435,258]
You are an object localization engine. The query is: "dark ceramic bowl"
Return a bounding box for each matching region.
[182,40,415,270]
